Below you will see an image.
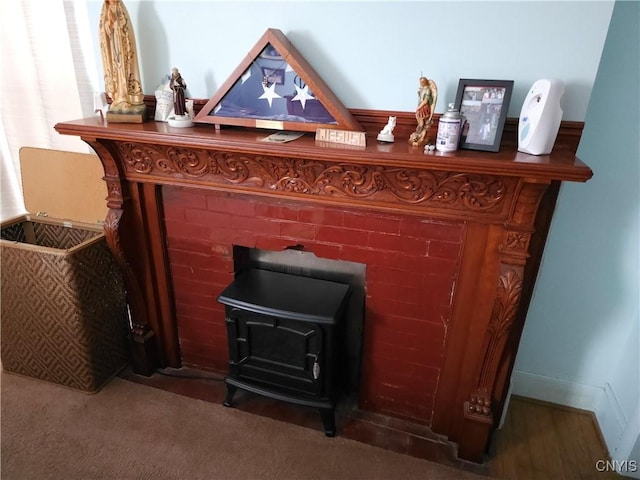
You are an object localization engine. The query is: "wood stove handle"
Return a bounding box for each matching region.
[310,352,321,380]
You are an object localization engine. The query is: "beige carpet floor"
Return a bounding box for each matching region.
[0,371,487,480]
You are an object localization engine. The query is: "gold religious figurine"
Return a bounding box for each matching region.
[99,0,146,123]
[409,76,438,146]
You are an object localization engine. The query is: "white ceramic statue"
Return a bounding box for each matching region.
[377,116,397,143]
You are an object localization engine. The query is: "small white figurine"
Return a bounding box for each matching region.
[377,116,396,143]
[154,74,173,122]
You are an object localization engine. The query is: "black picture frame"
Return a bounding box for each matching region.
[454,79,514,152]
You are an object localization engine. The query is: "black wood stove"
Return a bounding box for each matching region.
[218,268,351,436]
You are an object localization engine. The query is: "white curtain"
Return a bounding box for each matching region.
[0,0,99,221]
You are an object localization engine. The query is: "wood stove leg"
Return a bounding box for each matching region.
[223,383,237,407]
[319,408,336,437]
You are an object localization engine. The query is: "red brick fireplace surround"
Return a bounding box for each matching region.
[164,186,463,423]
[56,108,592,462]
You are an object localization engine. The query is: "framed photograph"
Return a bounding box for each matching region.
[260,67,285,86]
[454,79,514,152]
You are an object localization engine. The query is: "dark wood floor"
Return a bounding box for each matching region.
[121,367,621,479]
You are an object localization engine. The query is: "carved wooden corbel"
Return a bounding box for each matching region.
[85,140,158,376]
[103,208,157,375]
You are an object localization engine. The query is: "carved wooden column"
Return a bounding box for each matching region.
[83,140,161,375]
[458,179,549,461]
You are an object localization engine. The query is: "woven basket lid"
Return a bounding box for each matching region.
[19,147,107,225]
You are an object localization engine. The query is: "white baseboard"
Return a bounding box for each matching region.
[596,383,627,455]
[611,400,640,479]
[510,369,602,411]
[510,369,639,477]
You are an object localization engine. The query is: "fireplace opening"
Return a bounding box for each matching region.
[218,246,366,435]
[232,245,366,396]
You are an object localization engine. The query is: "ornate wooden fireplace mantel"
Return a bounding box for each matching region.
[55,109,591,462]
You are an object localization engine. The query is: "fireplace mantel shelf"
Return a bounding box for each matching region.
[56,117,591,183]
[55,111,591,463]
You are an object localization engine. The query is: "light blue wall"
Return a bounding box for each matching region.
[86,1,613,120]
[513,0,639,464]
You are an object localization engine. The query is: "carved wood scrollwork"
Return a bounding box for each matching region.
[483,267,524,381]
[85,141,153,341]
[503,232,529,252]
[116,141,509,214]
[464,388,493,423]
[465,179,548,424]
[103,208,149,321]
[103,209,125,265]
[500,182,549,258]
[103,207,156,374]
[465,266,523,423]
[83,141,127,209]
[105,180,122,201]
[84,141,150,342]
[510,181,550,225]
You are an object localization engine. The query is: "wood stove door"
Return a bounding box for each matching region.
[226,307,325,397]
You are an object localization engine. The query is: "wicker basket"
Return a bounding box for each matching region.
[1,216,129,392]
[0,148,129,393]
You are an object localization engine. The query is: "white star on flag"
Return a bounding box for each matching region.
[291,84,315,110]
[259,82,282,108]
[240,69,252,84]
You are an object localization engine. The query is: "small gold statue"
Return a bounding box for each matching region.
[409,76,438,147]
[99,0,146,123]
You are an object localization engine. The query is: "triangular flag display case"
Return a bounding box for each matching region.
[194,29,363,133]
